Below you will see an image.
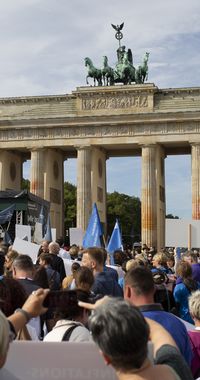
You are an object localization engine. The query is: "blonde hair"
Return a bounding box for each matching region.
[153,253,167,266]
[188,289,200,321]
[126,259,141,272]
[0,310,9,359]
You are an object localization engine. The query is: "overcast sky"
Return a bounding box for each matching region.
[1,0,199,218]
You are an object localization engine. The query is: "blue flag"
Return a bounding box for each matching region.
[82,203,103,248]
[0,204,15,224]
[44,214,52,242]
[107,220,123,265]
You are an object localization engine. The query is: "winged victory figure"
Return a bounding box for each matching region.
[111,22,124,32]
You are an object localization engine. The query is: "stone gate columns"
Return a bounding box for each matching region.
[44,149,64,237]
[30,149,45,198]
[30,148,64,237]
[76,146,92,231]
[191,143,200,219]
[141,145,157,248]
[156,146,166,250]
[91,147,107,233]
[0,150,22,190]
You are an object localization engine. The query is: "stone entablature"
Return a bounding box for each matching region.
[75,84,156,114]
[1,84,200,121]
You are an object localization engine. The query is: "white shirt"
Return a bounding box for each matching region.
[43,320,91,342]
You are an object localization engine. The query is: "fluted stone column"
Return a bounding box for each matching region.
[156,145,166,251]
[0,150,22,190]
[30,149,45,198]
[141,145,157,247]
[76,146,92,231]
[191,143,200,219]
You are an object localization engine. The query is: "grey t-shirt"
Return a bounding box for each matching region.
[155,344,194,380]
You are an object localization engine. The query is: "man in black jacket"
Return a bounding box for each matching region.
[48,242,66,282]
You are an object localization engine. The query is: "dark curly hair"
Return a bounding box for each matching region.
[0,277,27,316]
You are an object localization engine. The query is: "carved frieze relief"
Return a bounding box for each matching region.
[81,94,148,111]
[0,121,200,142]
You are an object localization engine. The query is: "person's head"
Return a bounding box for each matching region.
[182,251,198,264]
[0,310,10,368]
[55,290,90,326]
[152,253,166,268]
[39,253,53,267]
[166,256,175,269]
[113,250,125,266]
[147,252,153,263]
[71,261,80,276]
[125,259,144,272]
[0,277,27,316]
[82,247,104,273]
[75,266,94,292]
[69,245,79,259]
[33,265,49,289]
[124,266,155,305]
[12,254,34,279]
[89,298,150,372]
[48,242,60,255]
[41,240,49,254]
[176,260,193,280]
[4,250,19,272]
[188,289,200,323]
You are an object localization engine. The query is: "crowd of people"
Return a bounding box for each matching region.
[0,239,199,379]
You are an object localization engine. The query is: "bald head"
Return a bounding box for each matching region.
[48,242,60,255]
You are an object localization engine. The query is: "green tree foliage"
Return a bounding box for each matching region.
[166,213,179,219]
[22,178,30,190]
[23,178,141,245]
[64,182,77,229]
[107,191,141,246]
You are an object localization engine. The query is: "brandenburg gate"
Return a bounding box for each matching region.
[0,83,200,249]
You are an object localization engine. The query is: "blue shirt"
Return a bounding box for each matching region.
[140,304,193,365]
[92,271,123,297]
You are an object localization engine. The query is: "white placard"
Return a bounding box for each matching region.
[190,220,200,247]
[4,341,117,380]
[4,340,153,380]
[12,237,40,263]
[33,222,43,244]
[165,218,200,248]
[51,228,56,242]
[165,219,189,247]
[69,227,84,246]
[63,259,74,275]
[15,224,31,242]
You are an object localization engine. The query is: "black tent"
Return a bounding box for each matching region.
[0,190,50,241]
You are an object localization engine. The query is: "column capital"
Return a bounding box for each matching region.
[30,146,46,152]
[75,145,91,151]
[190,141,200,147]
[140,143,157,148]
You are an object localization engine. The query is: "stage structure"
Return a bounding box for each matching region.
[0,190,49,241]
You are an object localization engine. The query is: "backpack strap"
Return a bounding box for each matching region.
[62,323,82,341]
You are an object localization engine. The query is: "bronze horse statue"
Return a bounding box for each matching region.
[84,57,102,86]
[135,52,149,84]
[101,56,115,86]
